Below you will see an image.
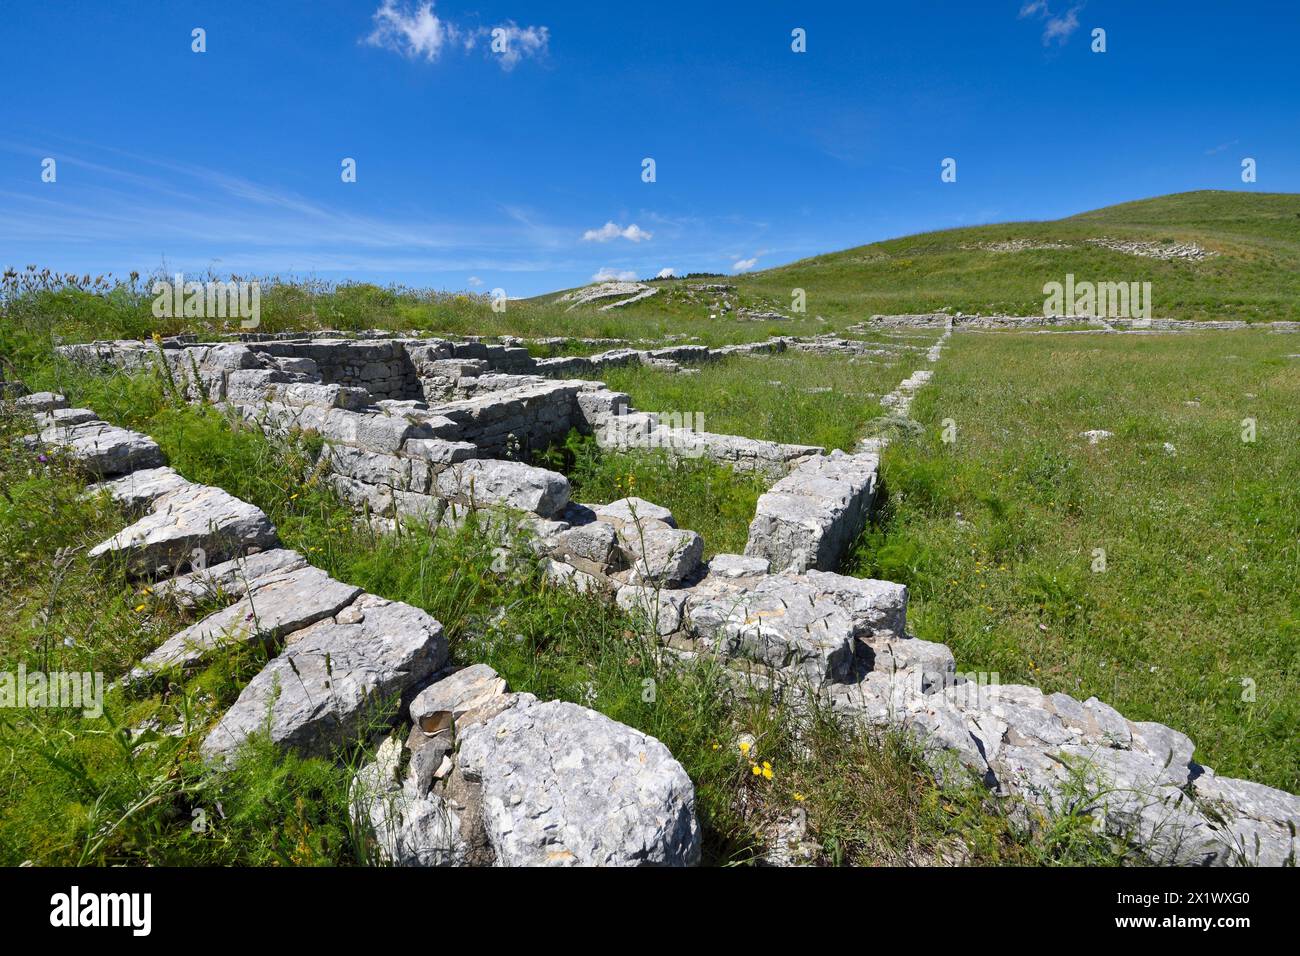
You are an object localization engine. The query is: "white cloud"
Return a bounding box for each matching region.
[1043,7,1081,44]
[467,275,483,286]
[656,267,675,278]
[489,22,550,71]
[365,1,457,62]
[592,267,637,282]
[731,257,758,273]
[582,221,653,243]
[364,4,548,70]
[1018,2,1083,46]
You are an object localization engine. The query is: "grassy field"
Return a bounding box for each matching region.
[0,366,1121,866]
[847,329,1300,792]
[573,346,933,452]
[535,431,767,558]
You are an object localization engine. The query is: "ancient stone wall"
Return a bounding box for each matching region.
[37,329,1300,868]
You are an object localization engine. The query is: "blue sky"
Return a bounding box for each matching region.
[2,1,1296,296]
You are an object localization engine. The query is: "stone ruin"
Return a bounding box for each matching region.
[18,326,1300,866]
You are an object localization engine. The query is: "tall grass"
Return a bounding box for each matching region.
[1,362,1126,865]
[847,329,1300,791]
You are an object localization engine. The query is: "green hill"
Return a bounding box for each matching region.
[547,191,1300,337]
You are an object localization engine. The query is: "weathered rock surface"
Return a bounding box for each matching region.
[152,548,309,607]
[457,698,700,866]
[593,496,676,528]
[745,451,880,573]
[435,459,570,518]
[409,663,509,729]
[87,466,193,514]
[617,525,704,587]
[136,565,361,674]
[687,574,857,682]
[202,594,447,762]
[35,407,100,428]
[350,735,464,867]
[617,585,689,635]
[37,420,165,478]
[89,483,279,575]
[13,391,68,413]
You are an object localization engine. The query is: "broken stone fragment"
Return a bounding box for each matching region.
[37,420,166,478]
[89,483,279,576]
[409,663,510,731]
[201,594,447,762]
[135,565,362,675]
[86,466,193,515]
[350,735,464,867]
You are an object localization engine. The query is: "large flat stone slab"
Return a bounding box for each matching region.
[134,565,362,675]
[202,594,447,762]
[434,459,570,518]
[151,548,309,608]
[86,466,194,515]
[88,483,279,575]
[37,420,165,478]
[686,575,857,683]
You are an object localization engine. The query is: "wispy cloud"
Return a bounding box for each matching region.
[0,141,573,280]
[490,22,550,71]
[365,1,459,62]
[1204,139,1240,156]
[655,267,675,278]
[1019,2,1083,46]
[582,221,652,243]
[363,2,548,71]
[731,256,758,273]
[592,267,637,282]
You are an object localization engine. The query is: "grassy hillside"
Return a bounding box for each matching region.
[588,190,1300,331]
[4,192,1293,367]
